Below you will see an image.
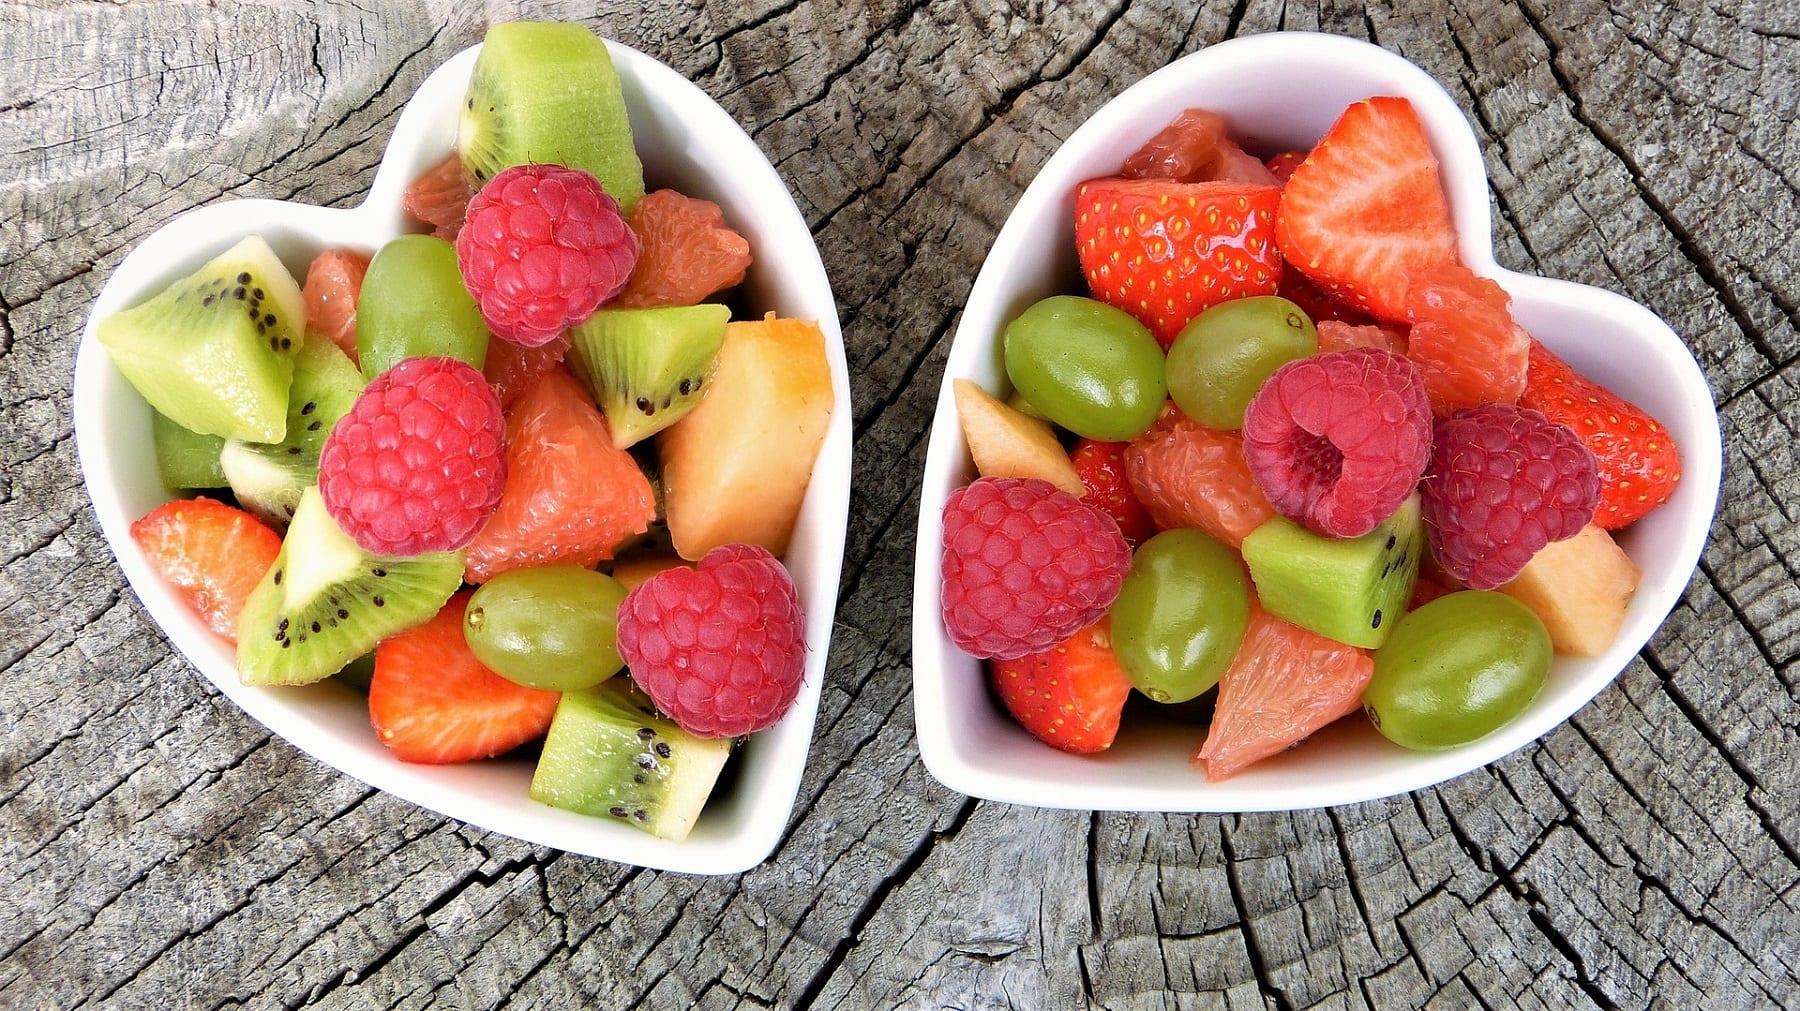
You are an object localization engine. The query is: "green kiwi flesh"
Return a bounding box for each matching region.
[568,304,730,449]
[220,339,365,531]
[458,21,645,212]
[152,411,226,491]
[236,487,464,686]
[1241,495,1422,650]
[529,678,732,840]
[99,235,303,442]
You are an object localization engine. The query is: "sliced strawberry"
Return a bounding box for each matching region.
[1075,177,1283,347]
[369,592,560,764]
[1068,438,1154,548]
[1194,605,1373,780]
[1277,268,1375,327]
[1276,96,1459,322]
[130,498,281,642]
[403,153,472,241]
[1518,339,1681,529]
[1404,261,1528,417]
[989,619,1132,754]
[301,248,370,365]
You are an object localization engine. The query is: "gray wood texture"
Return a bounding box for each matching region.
[4,1,1797,1007]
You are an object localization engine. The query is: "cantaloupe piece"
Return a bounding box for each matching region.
[1498,524,1641,656]
[659,315,834,559]
[609,553,691,591]
[953,379,1084,496]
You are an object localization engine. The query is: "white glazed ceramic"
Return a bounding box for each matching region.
[912,32,1721,811]
[74,40,852,874]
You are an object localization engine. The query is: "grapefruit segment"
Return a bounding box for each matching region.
[1124,407,1274,549]
[1404,263,1527,417]
[613,189,751,309]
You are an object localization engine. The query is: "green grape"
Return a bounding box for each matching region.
[1003,295,1165,441]
[1364,590,1552,751]
[1109,529,1249,703]
[357,234,491,380]
[1165,295,1316,430]
[463,565,629,691]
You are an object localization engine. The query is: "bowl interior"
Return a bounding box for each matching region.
[912,32,1721,811]
[74,40,852,873]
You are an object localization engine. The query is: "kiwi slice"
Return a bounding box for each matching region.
[235,487,464,686]
[99,235,303,442]
[152,411,226,491]
[529,678,732,840]
[219,339,365,531]
[458,21,645,212]
[568,304,729,449]
[1241,495,1422,650]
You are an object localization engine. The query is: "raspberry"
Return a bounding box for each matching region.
[616,543,807,738]
[456,163,638,348]
[318,357,506,555]
[1242,347,1432,538]
[1422,403,1600,589]
[940,477,1131,661]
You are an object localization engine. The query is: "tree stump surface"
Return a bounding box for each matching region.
[3,2,1796,1008]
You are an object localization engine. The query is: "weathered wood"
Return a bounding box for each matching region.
[2,1,1796,1008]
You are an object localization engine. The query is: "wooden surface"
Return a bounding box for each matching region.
[3,2,1797,1007]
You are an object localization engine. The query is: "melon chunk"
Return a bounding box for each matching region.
[953,379,1084,496]
[1497,524,1641,656]
[659,315,834,559]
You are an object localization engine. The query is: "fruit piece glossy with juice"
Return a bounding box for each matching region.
[301,247,370,365]
[1109,529,1250,703]
[1240,494,1422,649]
[989,619,1133,754]
[1365,590,1552,750]
[1003,295,1166,442]
[659,316,834,559]
[219,337,364,532]
[130,498,282,642]
[613,189,752,308]
[356,234,490,381]
[567,303,730,449]
[463,564,629,691]
[1165,295,1318,430]
[1125,409,1274,548]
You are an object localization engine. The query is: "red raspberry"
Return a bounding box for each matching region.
[1422,403,1600,589]
[456,164,638,348]
[318,357,506,555]
[1242,347,1432,538]
[616,543,807,738]
[940,477,1131,661]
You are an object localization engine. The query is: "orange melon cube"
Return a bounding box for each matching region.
[1498,524,1641,656]
[659,315,834,559]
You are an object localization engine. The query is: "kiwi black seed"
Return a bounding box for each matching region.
[219,338,364,533]
[235,488,463,687]
[568,303,731,451]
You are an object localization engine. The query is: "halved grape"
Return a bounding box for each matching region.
[1364,590,1551,750]
[1003,295,1165,441]
[1165,295,1316,430]
[463,565,629,691]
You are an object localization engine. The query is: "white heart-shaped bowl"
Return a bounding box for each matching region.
[912,32,1722,812]
[73,40,852,874]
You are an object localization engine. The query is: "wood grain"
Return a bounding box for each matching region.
[3,1,1796,1007]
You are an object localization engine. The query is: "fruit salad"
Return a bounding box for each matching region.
[97,22,835,842]
[941,100,1681,779]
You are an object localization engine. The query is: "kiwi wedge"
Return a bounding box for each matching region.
[568,304,729,449]
[1241,495,1423,650]
[236,487,464,686]
[458,21,645,212]
[99,235,304,442]
[529,678,732,840]
[152,411,226,491]
[219,339,364,531]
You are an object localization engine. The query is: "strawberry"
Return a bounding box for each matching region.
[1068,438,1154,547]
[1075,177,1282,347]
[1276,96,1459,323]
[1518,339,1681,529]
[368,592,561,764]
[988,619,1132,754]
[129,498,281,642]
[1264,150,1307,184]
